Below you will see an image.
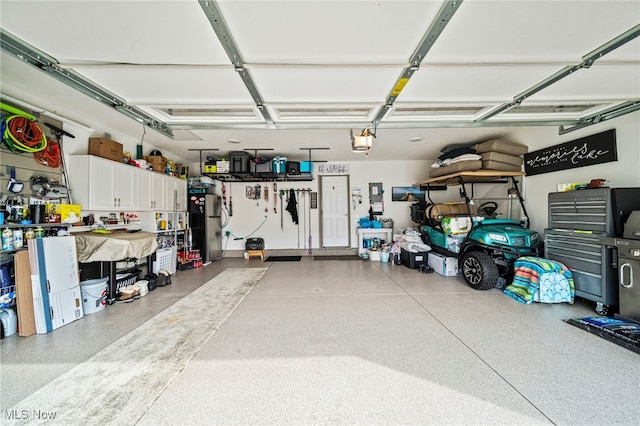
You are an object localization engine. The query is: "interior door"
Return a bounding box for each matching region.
[321,175,350,247]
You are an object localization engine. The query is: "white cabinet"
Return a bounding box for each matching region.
[68,155,137,210]
[136,168,153,211]
[137,169,166,211]
[165,176,188,212]
[138,172,186,212]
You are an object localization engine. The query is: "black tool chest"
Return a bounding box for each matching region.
[545,187,640,314]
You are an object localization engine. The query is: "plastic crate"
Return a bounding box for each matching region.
[114,269,140,293]
[0,285,16,308]
[152,247,177,274]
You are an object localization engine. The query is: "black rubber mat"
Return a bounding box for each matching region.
[565,317,640,355]
[265,256,302,262]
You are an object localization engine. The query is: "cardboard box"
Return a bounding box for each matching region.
[145,155,167,173]
[51,204,82,224]
[428,252,459,276]
[88,138,123,162]
[216,160,230,173]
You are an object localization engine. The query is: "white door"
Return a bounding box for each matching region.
[321,175,350,247]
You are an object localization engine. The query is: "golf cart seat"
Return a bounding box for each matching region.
[427,202,476,223]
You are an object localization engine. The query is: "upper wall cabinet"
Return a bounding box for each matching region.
[68,155,187,212]
[68,155,137,211]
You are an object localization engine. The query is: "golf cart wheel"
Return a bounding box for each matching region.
[460,251,500,290]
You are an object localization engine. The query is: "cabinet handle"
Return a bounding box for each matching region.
[620,263,633,288]
[118,198,121,207]
[114,198,117,207]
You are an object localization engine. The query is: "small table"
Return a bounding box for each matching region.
[356,228,393,255]
[74,231,158,303]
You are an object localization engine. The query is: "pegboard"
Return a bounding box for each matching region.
[0,100,69,210]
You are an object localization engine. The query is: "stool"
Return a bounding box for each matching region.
[246,250,264,260]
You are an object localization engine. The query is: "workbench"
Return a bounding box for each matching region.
[74,231,158,304]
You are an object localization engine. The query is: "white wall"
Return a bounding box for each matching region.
[510,111,640,235]
[219,111,640,251]
[219,160,462,251]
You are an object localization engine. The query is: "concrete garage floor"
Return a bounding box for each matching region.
[1,257,639,425]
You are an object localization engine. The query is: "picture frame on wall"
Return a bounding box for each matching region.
[391,186,426,202]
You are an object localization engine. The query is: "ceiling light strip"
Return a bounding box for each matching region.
[558,100,640,135]
[476,24,640,123]
[0,28,173,138]
[198,0,273,124]
[372,0,464,124]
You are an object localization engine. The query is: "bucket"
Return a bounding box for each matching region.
[80,278,108,315]
[379,252,390,263]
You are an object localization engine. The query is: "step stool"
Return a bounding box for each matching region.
[246,250,265,260]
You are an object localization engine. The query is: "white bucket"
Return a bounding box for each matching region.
[80,278,108,315]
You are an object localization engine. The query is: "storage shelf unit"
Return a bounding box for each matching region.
[356,228,393,255]
[204,172,312,182]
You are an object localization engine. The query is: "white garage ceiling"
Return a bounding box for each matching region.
[1,0,639,166]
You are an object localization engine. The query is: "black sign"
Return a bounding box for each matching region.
[524,129,617,176]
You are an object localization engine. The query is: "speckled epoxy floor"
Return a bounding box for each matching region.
[2,257,639,425]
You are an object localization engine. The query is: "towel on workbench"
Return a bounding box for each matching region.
[504,256,574,304]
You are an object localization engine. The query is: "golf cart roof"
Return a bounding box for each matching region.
[414,170,525,187]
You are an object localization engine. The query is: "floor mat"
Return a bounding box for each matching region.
[6,267,268,424]
[565,317,640,355]
[265,256,302,261]
[313,255,362,261]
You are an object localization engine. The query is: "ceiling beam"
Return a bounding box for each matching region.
[198,0,274,124]
[476,24,640,123]
[558,100,640,135]
[0,28,174,139]
[371,0,464,125]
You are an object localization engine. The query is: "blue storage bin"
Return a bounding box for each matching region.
[272,157,287,174]
[300,161,313,173]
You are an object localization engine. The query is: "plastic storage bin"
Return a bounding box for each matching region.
[229,151,253,173]
[401,249,429,269]
[272,157,287,174]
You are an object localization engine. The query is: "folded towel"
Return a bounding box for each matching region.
[504,256,574,304]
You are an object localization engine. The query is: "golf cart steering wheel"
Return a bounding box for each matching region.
[477,201,498,217]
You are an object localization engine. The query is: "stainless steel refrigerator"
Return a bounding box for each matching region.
[188,191,222,262]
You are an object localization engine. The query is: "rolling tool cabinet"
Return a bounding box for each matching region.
[545,187,640,314]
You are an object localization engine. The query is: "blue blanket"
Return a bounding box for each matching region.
[504,256,574,304]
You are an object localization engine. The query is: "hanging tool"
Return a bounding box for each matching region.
[221,182,227,209]
[292,189,300,248]
[307,189,312,255]
[229,184,233,217]
[44,123,75,203]
[302,189,307,250]
[273,183,278,214]
[279,190,284,230]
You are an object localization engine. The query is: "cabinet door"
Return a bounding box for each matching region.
[175,178,187,212]
[90,157,118,210]
[151,173,166,211]
[136,169,153,211]
[115,165,137,209]
[164,176,188,212]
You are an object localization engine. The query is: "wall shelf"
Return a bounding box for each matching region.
[204,172,313,182]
